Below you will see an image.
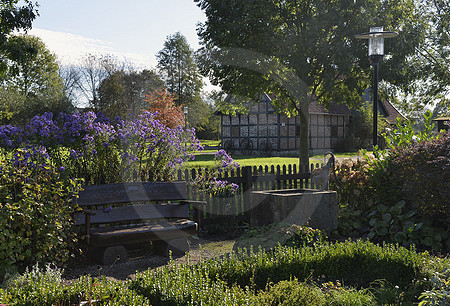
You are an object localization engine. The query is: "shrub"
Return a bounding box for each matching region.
[0,148,82,279]
[419,268,450,305]
[0,111,202,184]
[255,279,327,305]
[1,240,448,304]
[390,132,449,224]
[234,223,327,252]
[0,264,150,305]
[334,112,449,252]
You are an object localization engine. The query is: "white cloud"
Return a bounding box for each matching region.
[28,28,157,69]
[27,28,220,93]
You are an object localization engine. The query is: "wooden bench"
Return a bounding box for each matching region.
[74,181,205,265]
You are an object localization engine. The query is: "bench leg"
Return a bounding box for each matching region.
[92,245,128,265]
[154,238,189,257]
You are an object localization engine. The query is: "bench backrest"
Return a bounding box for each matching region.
[74,181,191,226]
[76,181,188,206]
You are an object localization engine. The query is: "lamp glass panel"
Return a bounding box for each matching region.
[369,35,384,56]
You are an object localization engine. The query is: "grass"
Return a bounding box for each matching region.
[186,140,364,169]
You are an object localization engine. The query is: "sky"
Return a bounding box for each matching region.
[29,0,207,70]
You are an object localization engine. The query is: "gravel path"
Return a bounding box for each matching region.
[63,234,236,283]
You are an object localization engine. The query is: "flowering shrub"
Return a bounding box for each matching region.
[0,149,82,278]
[0,111,202,184]
[192,149,239,197]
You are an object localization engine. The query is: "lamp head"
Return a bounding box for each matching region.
[355,26,398,57]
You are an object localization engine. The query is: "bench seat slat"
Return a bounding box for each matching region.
[89,219,197,247]
[74,203,190,225]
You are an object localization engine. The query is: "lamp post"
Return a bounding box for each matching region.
[356,27,398,146]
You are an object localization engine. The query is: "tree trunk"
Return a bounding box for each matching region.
[298,108,310,173]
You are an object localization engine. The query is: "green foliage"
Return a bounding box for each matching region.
[366,201,449,251]
[1,239,448,304]
[334,112,449,252]
[321,281,376,305]
[97,69,164,119]
[133,240,447,304]
[1,34,73,124]
[0,0,37,76]
[234,223,327,252]
[419,268,450,305]
[157,32,203,106]
[0,264,150,305]
[195,0,423,168]
[384,110,436,148]
[347,103,390,150]
[0,150,82,279]
[255,279,327,305]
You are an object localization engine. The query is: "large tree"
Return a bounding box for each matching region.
[97,69,164,119]
[195,0,423,170]
[382,0,450,118]
[1,34,72,123]
[156,32,203,106]
[0,0,37,76]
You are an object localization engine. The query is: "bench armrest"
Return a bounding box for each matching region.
[179,200,207,206]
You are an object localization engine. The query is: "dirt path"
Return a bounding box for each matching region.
[63,234,236,282]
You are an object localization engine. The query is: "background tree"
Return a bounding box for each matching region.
[97,69,164,119]
[59,64,81,104]
[1,34,73,124]
[157,32,216,136]
[0,0,37,76]
[380,0,450,119]
[195,0,423,170]
[72,53,123,108]
[156,32,203,106]
[145,89,184,128]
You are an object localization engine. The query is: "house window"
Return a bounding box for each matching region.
[295,125,300,136]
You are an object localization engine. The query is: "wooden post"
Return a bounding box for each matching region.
[242,166,254,225]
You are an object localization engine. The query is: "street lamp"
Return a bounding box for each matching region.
[356,27,398,146]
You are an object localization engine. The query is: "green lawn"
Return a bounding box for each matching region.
[187,140,363,169]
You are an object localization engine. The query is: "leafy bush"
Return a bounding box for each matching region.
[0,264,150,305]
[209,240,434,291]
[234,223,327,252]
[1,240,448,304]
[255,279,327,305]
[0,149,81,279]
[419,268,450,305]
[333,112,449,252]
[390,132,449,224]
[367,201,449,251]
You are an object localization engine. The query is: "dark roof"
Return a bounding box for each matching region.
[378,99,406,124]
[308,100,351,115]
